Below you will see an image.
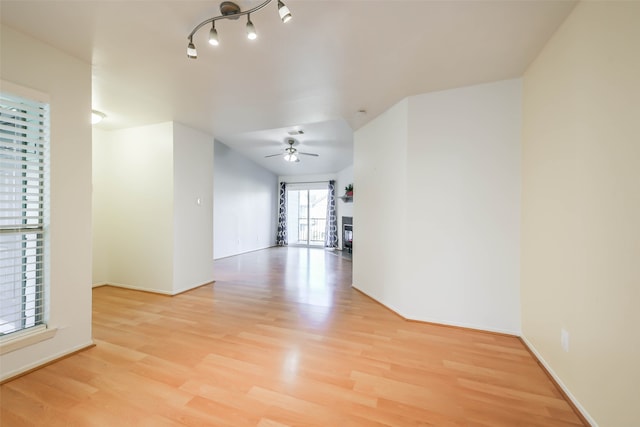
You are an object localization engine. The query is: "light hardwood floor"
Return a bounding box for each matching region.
[1,247,585,426]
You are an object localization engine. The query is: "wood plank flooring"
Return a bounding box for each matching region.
[1,247,585,426]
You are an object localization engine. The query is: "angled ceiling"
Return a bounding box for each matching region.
[0,0,576,174]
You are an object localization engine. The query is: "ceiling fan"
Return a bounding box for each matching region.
[264,138,319,162]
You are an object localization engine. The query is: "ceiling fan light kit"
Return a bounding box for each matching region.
[187,0,292,59]
[265,138,319,163]
[284,151,299,162]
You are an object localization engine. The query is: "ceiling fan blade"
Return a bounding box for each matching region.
[264,153,282,158]
[299,152,319,157]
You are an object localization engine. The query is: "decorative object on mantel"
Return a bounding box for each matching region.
[187,0,292,59]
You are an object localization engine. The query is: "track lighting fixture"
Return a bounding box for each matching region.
[208,23,219,46]
[186,0,292,59]
[246,14,257,40]
[278,0,292,23]
[187,37,197,59]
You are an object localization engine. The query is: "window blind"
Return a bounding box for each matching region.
[0,91,49,336]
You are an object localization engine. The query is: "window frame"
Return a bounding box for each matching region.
[0,80,50,340]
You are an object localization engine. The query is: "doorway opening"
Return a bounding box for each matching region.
[286,186,328,247]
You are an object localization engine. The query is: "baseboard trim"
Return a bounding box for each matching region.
[351,286,406,320]
[214,245,278,260]
[92,281,108,288]
[519,336,596,427]
[93,281,214,297]
[172,281,215,296]
[351,285,519,338]
[0,342,95,384]
[95,282,174,295]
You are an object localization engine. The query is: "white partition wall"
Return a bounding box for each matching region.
[92,122,214,294]
[173,123,215,293]
[403,80,522,333]
[354,79,522,334]
[353,99,409,314]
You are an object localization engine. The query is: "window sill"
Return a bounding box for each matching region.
[0,326,58,355]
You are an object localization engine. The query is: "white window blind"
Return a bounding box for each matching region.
[0,90,49,336]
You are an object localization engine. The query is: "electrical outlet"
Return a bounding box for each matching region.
[561,328,570,352]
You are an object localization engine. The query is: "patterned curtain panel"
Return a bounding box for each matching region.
[276,182,288,246]
[325,180,338,248]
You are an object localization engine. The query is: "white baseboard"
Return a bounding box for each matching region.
[173,280,215,295]
[213,245,277,260]
[96,281,174,295]
[410,317,520,336]
[0,340,94,382]
[352,284,520,336]
[95,281,213,296]
[520,335,598,426]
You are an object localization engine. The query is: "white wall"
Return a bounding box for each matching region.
[93,123,175,293]
[93,122,215,294]
[214,140,278,259]
[279,174,336,184]
[353,99,409,312]
[336,165,354,250]
[173,123,214,293]
[92,128,110,285]
[403,80,522,334]
[353,80,522,334]
[0,25,93,380]
[521,2,640,425]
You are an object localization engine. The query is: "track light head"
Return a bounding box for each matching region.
[277,0,292,23]
[208,24,219,46]
[187,39,197,59]
[188,0,293,58]
[246,14,257,40]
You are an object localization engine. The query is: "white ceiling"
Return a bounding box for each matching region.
[0,0,576,175]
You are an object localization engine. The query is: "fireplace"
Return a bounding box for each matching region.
[342,216,353,253]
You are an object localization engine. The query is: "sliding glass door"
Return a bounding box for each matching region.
[286,187,328,247]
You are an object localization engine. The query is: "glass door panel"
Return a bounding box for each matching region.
[286,188,328,246]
